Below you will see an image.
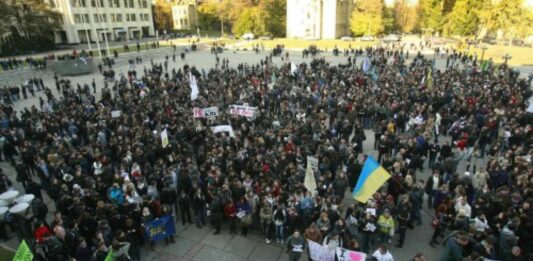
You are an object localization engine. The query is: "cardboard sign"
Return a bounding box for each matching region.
[193,107,219,118]
[229,105,257,118]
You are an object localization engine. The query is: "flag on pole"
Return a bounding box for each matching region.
[104,249,114,261]
[189,72,199,101]
[161,129,169,148]
[362,57,371,73]
[304,157,317,195]
[291,62,298,75]
[427,66,433,89]
[352,156,391,203]
[13,239,33,261]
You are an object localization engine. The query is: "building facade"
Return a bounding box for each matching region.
[171,0,197,31]
[47,0,155,44]
[286,0,353,39]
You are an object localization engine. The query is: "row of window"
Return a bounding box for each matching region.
[70,0,148,9]
[73,13,149,24]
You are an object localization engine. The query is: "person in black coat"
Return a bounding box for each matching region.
[0,171,13,194]
[178,191,192,225]
[209,192,223,234]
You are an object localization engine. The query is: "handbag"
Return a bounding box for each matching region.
[241,214,252,226]
[431,217,440,229]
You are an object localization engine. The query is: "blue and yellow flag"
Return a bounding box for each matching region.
[352,157,391,203]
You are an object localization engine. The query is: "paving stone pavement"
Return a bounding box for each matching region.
[0,47,530,260]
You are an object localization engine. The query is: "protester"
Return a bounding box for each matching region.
[0,44,530,261]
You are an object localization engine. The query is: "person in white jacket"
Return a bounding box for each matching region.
[372,245,394,261]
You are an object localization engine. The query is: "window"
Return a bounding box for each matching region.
[142,0,147,8]
[94,14,100,23]
[114,0,119,7]
[80,0,86,7]
[144,14,148,21]
[91,0,96,7]
[74,14,81,23]
[129,0,134,8]
[183,19,188,26]
[130,13,136,21]
[123,0,127,7]
[71,0,77,7]
[116,14,122,22]
[101,14,107,22]
[84,14,89,23]
[111,14,115,22]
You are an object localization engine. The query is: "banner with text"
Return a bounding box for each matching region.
[308,240,335,261]
[143,215,176,241]
[193,107,219,118]
[229,105,257,118]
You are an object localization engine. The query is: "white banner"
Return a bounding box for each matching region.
[211,125,235,138]
[229,105,257,118]
[193,107,219,118]
[307,156,319,172]
[308,240,335,261]
[189,72,199,101]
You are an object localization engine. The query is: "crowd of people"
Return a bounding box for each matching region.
[0,42,531,261]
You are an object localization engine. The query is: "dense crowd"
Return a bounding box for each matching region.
[0,44,531,261]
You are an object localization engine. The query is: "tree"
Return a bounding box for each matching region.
[482,0,531,44]
[418,0,443,34]
[350,0,385,36]
[153,0,173,33]
[197,1,220,31]
[394,0,419,33]
[231,7,268,36]
[1,0,61,40]
[442,0,479,36]
[383,6,395,34]
[261,0,286,37]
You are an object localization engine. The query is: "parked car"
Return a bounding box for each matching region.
[360,35,374,42]
[340,36,353,41]
[242,33,255,40]
[259,36,272,40]
[383,34,401,42]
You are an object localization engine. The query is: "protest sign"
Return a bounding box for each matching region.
[111,110,121,118]
[308,240,335,261]
[336,248,367,261]
[212,125,235,138]
[229,105,257,118]
[13,239,33,261]
[143,215,176,241]
[193,107,219,118]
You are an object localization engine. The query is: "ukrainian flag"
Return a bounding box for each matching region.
[352,157,391,203]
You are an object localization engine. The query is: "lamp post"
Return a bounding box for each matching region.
[480,45,488,63]
[502,54,512,65]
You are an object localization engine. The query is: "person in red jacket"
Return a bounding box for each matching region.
[224,199,237,234]
[34,220,51,244]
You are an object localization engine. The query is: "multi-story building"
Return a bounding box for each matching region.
[47,0,155,44]
[171,0,197,31]
[286,0,354,39]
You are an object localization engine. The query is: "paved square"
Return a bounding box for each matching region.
[223,235,259,258]
[248,242,284,261]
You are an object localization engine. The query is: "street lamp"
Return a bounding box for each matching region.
[502,54,512,65]
[480,45,488,63]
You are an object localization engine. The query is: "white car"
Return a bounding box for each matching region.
[360,35,374,42]
[340,36,353,41]
[383,34,401,42]
[242,33,254,40]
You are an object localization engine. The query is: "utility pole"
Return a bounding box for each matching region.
[95,0,110,56]
[78,0,92,51]
[86,1,102,59]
